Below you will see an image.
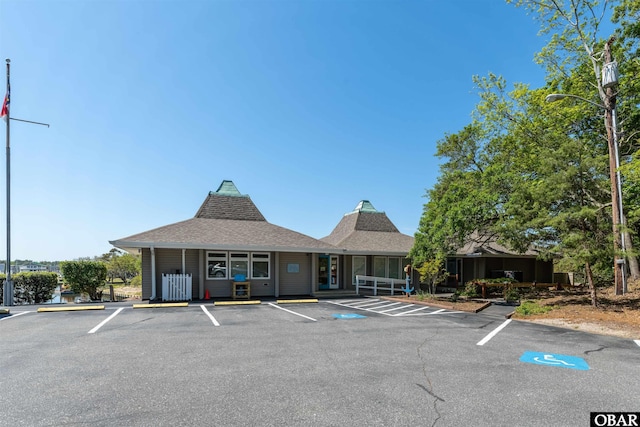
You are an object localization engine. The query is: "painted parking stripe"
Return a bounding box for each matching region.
[373,302,402,310]
[267,303,317,322]
[327,300,395,313]
[347,299,380,306]
[350,300,386,309]
[88,307,124,334]
[200,305,220,326]
[378,303,407,312]
[477,319,512,346]
[394,305,432,316]
[365,302,400,310]
[399,308,448,316]
[0,311,31,321]
[380,304,415,313]
[635,340,640,347]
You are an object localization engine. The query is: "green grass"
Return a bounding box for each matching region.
[515,300,555,316]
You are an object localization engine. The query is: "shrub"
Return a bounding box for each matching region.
[60,261,107,301]
[515,300,554,316]
[503,286,520,302]
[461,281,479,298]
[0,272,59,304]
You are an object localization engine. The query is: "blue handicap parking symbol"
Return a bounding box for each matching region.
[520,351,589,370]
[333,313,367,319]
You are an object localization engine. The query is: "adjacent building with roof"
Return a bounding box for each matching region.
[443,232,554,288]
[321,200,414,290]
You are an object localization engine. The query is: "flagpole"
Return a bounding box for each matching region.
[3,58,12,306]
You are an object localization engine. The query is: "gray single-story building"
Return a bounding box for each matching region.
[109,181,415,300]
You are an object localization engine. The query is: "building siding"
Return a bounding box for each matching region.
[279,252,311,296]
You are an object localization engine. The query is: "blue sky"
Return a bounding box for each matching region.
[0,0,551,261]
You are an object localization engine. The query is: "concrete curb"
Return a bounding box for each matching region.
[37,305,105,312]
[214,300,261,306]
[133,302,189,309]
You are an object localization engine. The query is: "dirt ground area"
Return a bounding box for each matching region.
[385,280,640,340]
[511,279,640,340]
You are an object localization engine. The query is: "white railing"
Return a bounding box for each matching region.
[162,273,192,301]
[355,275,407,296]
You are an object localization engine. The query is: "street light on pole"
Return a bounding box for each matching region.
[545,91,627,295]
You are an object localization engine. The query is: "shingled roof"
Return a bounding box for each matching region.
[194,181,266,221]
[110,181,337,253]
[455,231,541,257]
[321,200,414,255]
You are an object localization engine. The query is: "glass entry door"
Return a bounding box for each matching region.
[329,256,339,289]
[318,255,330,290]
[318,255,339,290]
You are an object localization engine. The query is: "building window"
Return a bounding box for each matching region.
[251,253,270,279]
[352,256,366,284]
[207,252,228,280]
[208,251,271,280]
[389,257,402,279]
[230,253,249,279]
[374,256,386,277]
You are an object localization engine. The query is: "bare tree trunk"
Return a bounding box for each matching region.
[585,262,597,308]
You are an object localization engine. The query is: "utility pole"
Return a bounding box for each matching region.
[602,38,626,295]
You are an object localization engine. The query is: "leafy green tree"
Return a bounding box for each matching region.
[416,257,449,295]
[107,253,141,285]
[60,261,107,301]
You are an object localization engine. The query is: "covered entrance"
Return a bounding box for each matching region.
[318,255,339,290]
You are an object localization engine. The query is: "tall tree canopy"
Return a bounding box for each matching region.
[411,0,640,304]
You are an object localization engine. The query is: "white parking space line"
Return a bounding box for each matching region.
[336,299,364,304]
[200,305,220,326]
[268,303,317,322]
[380,304,414,313]
[88,308,124,334]
[347,299,380,306]
[350,300,386,308]
[374,302,401,311]
[394,306,432,316]
[0,311,31,321]
[634,340,640,347]
[477,319,512,346]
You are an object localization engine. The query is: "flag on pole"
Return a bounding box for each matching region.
[0,82,8,122]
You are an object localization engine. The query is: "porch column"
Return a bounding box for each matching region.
[198,249,204,300]
[274,252,280,298]
[150,246,157,300]
[310,254,316,296]
[182,249,186,274]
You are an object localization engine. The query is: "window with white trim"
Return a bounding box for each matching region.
[207,252,228,280]
[352,256,366,284]
[230,252,249,280]
[251,253,270,279]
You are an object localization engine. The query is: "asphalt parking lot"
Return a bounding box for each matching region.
[1,298,639,427]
